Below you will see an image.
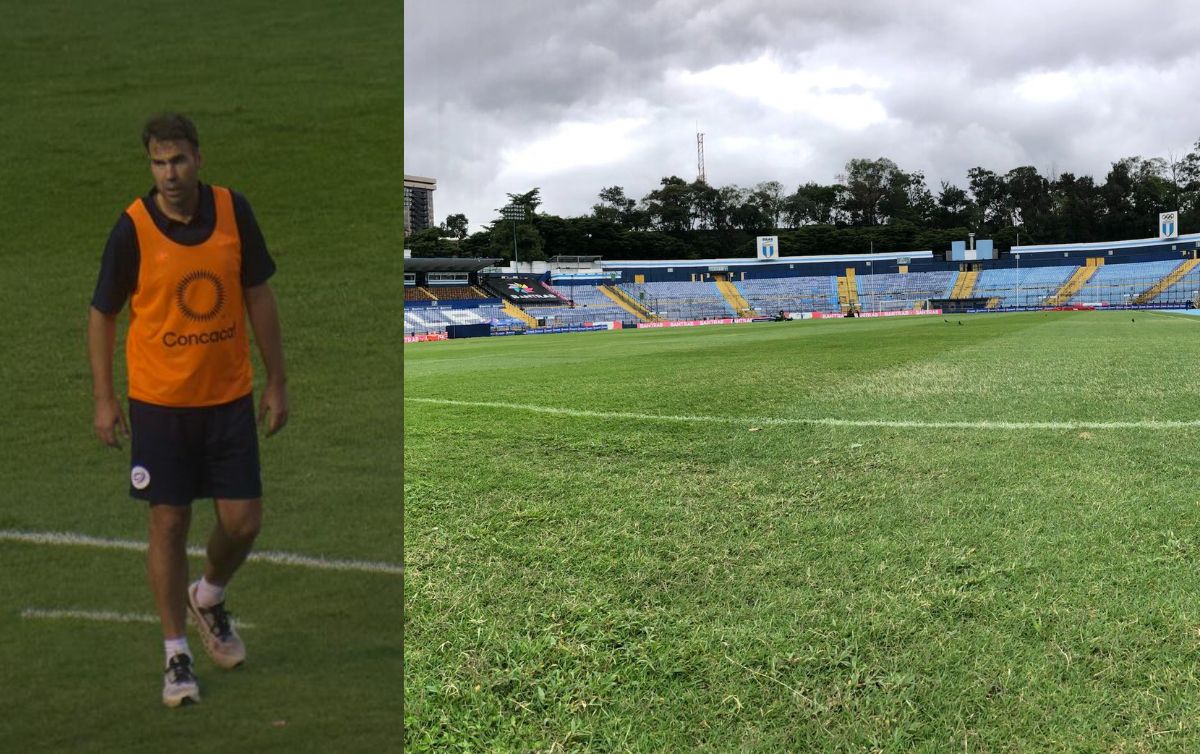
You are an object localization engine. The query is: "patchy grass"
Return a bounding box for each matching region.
[406,312,1200,752]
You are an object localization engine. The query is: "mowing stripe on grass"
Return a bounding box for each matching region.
[406,396,1200,432]
[21,608,255,628]
[0,530,402,576]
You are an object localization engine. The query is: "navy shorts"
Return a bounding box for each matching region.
[129,394,262,506]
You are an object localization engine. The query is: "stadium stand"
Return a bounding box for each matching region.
[1069,259,1188,305]
[403,305,525,335]
[547,283,618,307]
[735,276,839,314]
[973,266,1075,308]
[619,281,734,320]
[858,271,956,311]
[425,285,488,300]
[405,286,435,301]
[532,283,631,325]
[1146,259,1200,304]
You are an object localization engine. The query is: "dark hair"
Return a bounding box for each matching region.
[141,113,200,150]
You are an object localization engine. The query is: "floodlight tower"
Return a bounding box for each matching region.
[500,203,526,270]
[696,130,706,184]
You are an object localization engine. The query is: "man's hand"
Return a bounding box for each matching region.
[258,382,289,437]
[94,395,130,448]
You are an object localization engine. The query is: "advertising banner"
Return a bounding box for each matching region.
[481,275,563,304]
[636,318,755,328]
[811,309,942,320]
[403,332,449,343]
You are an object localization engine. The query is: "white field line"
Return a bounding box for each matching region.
[21,608,255,628]
[405,396,1200,432]
[0,530,402,576]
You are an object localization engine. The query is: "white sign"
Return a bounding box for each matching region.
[1160,211,1179,239]
[756,236,778,260]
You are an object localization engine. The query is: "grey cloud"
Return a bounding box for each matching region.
[406,0,1200,232]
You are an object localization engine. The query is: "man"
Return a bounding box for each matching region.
[88,113,289,707]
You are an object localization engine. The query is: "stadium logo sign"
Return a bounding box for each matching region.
[1160,211,1178,239]
[508,283,534,293]
[756,236,778,260]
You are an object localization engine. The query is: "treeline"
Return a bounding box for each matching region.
[405,144,1200,261]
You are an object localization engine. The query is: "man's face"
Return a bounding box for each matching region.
[147,138,202,206]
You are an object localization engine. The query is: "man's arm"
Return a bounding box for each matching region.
[88,305,129,448]
[244,282,289,436]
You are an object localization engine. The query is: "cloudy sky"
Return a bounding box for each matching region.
[404,1,1200,232]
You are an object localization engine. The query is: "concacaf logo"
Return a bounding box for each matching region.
[175,270,226,322]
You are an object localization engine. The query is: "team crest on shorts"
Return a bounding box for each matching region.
[131,465,151,490]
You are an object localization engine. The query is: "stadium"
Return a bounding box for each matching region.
[405,227,1200,340]
[405,222,1200,750]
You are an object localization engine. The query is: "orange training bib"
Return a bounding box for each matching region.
[125,186,253,406]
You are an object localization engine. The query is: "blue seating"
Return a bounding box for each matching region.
[620,282,735,320]
[974,266,1074,307]
[736,276,839,314]
[857,271,956,311]
[1071,260,1186,305]
[403,305,524,335]
[535,283,630,324]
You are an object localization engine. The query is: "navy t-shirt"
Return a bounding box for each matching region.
[91,183,276,314]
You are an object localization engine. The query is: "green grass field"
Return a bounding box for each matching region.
[0,2,401,752]
[405,312,1200,752]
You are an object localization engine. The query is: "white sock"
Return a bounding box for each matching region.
[194,577,226,608]
[164,637,191,665]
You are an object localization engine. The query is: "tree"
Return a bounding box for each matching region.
[750,181,786,229]
[881,169,935,226]
[1049,172,1102,243]
[966,167,1009,229]
[1176,139,1200,231]
[936,182,974,229]
[1101,158,1139,239]
[1005,166,1052,239]
[592,186,637,228]
[1102,157,1173,238]
[839,158,923,226]
[441,213,469,240]
[729,185,773,233]
[488,218,544,262]
[643,176,695,232]
[490,188,546,262]
[840,158,895,226]
[785,182,846,226]
[404,227,452,257]
[690,180,724,230]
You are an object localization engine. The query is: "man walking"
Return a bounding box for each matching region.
[88,113,289,707]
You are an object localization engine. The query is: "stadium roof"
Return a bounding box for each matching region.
[601,250,934,269]
[1011,233,1200,255]
[401,257,501,272]
[548,255,602,263]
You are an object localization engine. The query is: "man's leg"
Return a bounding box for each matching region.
[187,498,260,669]
[149,502,201,707]
[204,498,262,586]
[147,503,192,640]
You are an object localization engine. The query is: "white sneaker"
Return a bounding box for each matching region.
[187,581,246,669]
[162,653,200,707]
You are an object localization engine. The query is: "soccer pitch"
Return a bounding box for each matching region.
[405,312,1200,751]
[1,2,400,751]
